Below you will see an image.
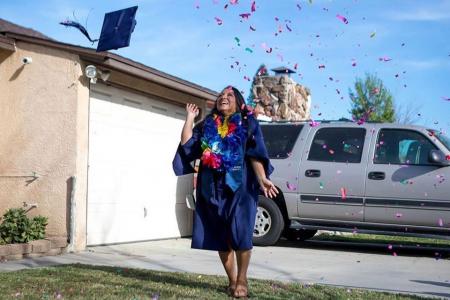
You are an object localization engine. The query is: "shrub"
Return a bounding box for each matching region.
[0,208,48,244]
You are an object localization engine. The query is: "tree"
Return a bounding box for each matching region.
[349,73,396,123]
[247,64,268,106]
[395,101,422,125]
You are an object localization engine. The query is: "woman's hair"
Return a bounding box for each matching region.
[211,86,247,116]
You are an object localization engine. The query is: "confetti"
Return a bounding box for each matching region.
[319,182,324,189]
[393,252,398,257]
[296,3,302,10]
[395,212,403,218]
[245,47,253,53]
[351,60,357,67]
[318,64,325,69]
[336,14,348,24]
[286,182,297,191]
[214,17,223,25]
[286,24,292,31]
[230,0,239,4]
[250,25,256,31]
[388,244,393,250]
[309,120,320,127]
[239,13,251,19]
[329,149,335,154]
[438,218,444,227]
[370,32,376,38]
[441,96,450,101]
[251,1,256,12]
[234,37,241,46]
[378,56,392,62]
[340,187,347,199]
[294,63,298,70]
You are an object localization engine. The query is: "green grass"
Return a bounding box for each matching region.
[312,232,450,247]
[0,264,428,299]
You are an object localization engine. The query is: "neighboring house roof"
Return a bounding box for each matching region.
[0,18,218,100]
[0,18,54,40]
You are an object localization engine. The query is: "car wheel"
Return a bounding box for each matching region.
[284,228,317,241]
[253,196,284,246]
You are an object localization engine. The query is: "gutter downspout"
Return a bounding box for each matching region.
[68,175,77,252]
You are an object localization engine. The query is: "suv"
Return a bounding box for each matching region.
[253,120,450,246]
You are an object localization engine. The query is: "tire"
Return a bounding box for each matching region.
[284,228,317,241]
[253,196,285,246]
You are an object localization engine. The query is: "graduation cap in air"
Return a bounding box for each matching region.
[59,6,138,52]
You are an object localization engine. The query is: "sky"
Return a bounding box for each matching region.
[1,0,449,134]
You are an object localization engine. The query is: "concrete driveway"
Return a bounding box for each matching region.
[1,238,449,299]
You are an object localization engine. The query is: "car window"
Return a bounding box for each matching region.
[308,127,366,163]
[374,129,437,165]
[261,124,303,159]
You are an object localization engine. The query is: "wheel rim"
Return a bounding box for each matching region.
[253,206,272,237]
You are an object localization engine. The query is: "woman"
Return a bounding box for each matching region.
[173,86,278,298]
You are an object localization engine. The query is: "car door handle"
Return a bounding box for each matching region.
[368,171,385,180]
[305,169,321,177]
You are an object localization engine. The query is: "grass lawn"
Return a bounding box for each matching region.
[312,232,450,248]
[0,264,428,299]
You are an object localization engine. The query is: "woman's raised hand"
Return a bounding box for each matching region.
[186,103,199,120]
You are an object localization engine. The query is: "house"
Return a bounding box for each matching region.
[0,18,217,251]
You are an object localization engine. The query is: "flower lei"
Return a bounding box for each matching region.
[200,113,247,172]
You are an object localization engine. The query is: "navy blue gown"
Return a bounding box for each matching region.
[173,114,273,251]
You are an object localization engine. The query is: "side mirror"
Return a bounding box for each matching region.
[428,150,450,166]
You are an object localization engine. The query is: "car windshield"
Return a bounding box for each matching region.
[428,129,450,151]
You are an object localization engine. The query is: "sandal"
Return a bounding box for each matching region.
[233,280,248,298]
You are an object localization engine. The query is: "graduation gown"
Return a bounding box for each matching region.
[173,114,273,251]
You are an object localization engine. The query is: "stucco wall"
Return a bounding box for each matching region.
[0,41,88,247]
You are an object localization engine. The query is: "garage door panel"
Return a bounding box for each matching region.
[87,84,193,245]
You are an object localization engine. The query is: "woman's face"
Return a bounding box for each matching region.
[217,87,237,116]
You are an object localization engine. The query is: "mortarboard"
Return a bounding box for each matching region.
[96,6,138,52]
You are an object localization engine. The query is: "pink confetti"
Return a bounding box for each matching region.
[329,149,335,154]
[286,182,297,191]
[388,244,393,250]
[438,218,444,227]
[393,252,398,257]
[309,120,320,127]
[214,17,223,25]
[336,14,348,24]
[395,212,403,218]
[340,187,347,199]
[251,1,256,12]
[230,0,239,4]
[239,13,251,19]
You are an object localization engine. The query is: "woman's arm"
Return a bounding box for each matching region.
[250,158,279,199]
[181,103,199,145]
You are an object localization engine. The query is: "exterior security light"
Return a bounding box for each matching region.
[85,65,97,84]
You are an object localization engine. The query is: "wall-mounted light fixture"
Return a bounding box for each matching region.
[85,65,97,84]
[84,65,111,84]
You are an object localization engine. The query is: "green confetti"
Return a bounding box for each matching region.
[370,31,376,38]
[234,37,241,46]
[245,47,253,53]
[319,182,324,189]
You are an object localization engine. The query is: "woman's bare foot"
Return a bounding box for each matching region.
[226,281,236,296]
[233,280,248,298]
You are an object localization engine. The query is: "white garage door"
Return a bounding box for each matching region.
[87,83,194,245]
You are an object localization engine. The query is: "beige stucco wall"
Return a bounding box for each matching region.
[0,39,213,252]
[0,41,89,251]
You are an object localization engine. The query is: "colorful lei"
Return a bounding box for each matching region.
[200,113,247,172]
